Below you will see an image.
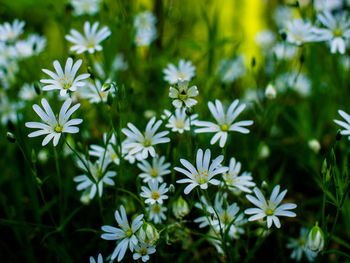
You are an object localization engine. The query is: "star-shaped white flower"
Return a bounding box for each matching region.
[25,98,82,146]
[40,57,90,96]
[244,185,297,228]
[163,59,196,84]
[169,80,198,109]
[140,180,169,205]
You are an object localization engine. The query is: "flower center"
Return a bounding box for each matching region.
[139,248,148,256]
[221,212,231,224]
[150,168,158,177]
[152,204,161,214]
[126,227,133,237]
[265,207,275,216]
[54,124,63,133]
[333,28,343,37]
[197,177,207,185]
[220,124,230,131]
[298,237,306,246]
[151,191,160,200]
[179,89,188,101]
[175,119,185,128]
[178,72,185,79]
[59,75,72,90]
[143,138,152,147]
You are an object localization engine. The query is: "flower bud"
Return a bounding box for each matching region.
[172,196,190,219]
[168,184,175,194]
[137,222,159,246]
[6,132,16,143]
[265,84,276,99]
[308,139,321,154]
[307,222,324,252]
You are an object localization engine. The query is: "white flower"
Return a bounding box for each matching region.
[80,79,116,103]
[286,228,318,262]
[175,148,228,194]
[0,97,24,125]
[223,157,255,194]
[122,117,170,160]
[314,0,342,12]
[308,139,321,153]
[313,11,350,54]
[101,205,144,261]
[134,11,157,47]
[132,243,156,262]
[73,155,116,200]
[162,108,198,134]
[19,83,37,101]
[334,109,350,140]
[273,42,298,61]
[216,55,246,84]
[285,19,317,46]
[245,185,297,228]
[65,21,111,54]
[40,57,90,96]
[0,19,25,42]
[306,223,325,252]
[137,155,170,183]
[15,34,46,58]
[89,133,120,165]
[194,99,253,148]
[169,80,199,109]
[275,72,311,97]
[163,59,196,84]
[273,5,294,28]
[25,98,82,146]
[70,0,101,16]
[140,180,169,205]
[89,253,103,263]
[146,203,167,224]
[255,30,276,49]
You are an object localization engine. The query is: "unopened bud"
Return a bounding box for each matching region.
[185,107,193,116]
[172,196,190,219]
[137,222,159,246]
[168,184,175,194]
[307,222,324,252]
[265,84,276,99]
[308,139,321,154]
[6,132,15,143]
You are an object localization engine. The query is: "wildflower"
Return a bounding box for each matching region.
[89,133,120,165]
[161,108,198,134]
[287,227,318,262]
[132,242,156,262]
[137,155,170,183]
[273,42,298,60]
[65,21,111,54]
[122,117,170,159]
[334,109,350,140]
[134,11,157,46]
[194,99,253,148]
[0,19,25,42]
[255,30,276,49]
[0,97,24,125]
[172,196,190,219]
[306,222,325,252]
[15,34,46,58]
[90,253,103,263]
[313,11,350,54]
[285,19,317,45]
[25,98,82,146]
[140,180,169,205]
[69,0,101,16]
[245,185,297,228]
[223,157,255,194]
[314,0,342,12]
[216,55,246,84]
[137,222,159,246]
[175,148,228,194]
[40,57,90,96]
[80,79,116,103]
[73,155,116,201]
[101,205,144,261]
[169,80,198,109]
[275,72,311,97]
[19,83,37,101]
[163,59,196,84]
[146,203,167,224]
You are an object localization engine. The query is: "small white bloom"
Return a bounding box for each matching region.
[132,242,156,262]
[334,109,350,140]
[65,21,111,54]
[140,180,169,205]
[223,157,255,194]
[194,99,253,148]
[245,185,297,228]
[134,11,157,47]
[275,72,311,97]
[25,98,82,146]
[0,97,24,125]
[163,59,196,84]
[314,0,342,12]
[137,155,170,183]
[273,42,298,60]
[285,19,317,45]
[255,30,276,49]
[101,205,144,261]
[19,83,37,101]
[146,203,167,224]
[169,80,199,109]
[175,148,228,194]
[89,133,120,165]
[40,57,90,96]
[122,117,170,160]
[306,222,325,252]
[0,19,25,42]
[80,79,116,103]
[216,55,246,84]
[308,139,321,153]
[74,155,116,200]
[162,108,198,134]
[15,34,46,58]
[89,253,103,263]
[287,227,318,262]
[70,0,101,16]
[172,196,190,219]
[265,83,277,99]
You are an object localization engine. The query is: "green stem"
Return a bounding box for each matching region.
[53,147,63,224]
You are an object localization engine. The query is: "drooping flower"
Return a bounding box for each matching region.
[140,180,169,205]
[101,205,144,261]
[163,59,196,84]
[65,21,111,54]
[122,117,170,160]
[245,185,297,228]
[40,57,90,96]
[194,99,253,148]
[175,148,228,194]
[25,98,82,146]
[137,155,170,183]
[169,80,198,109]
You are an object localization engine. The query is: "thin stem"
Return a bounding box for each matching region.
[53,146,63,223]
